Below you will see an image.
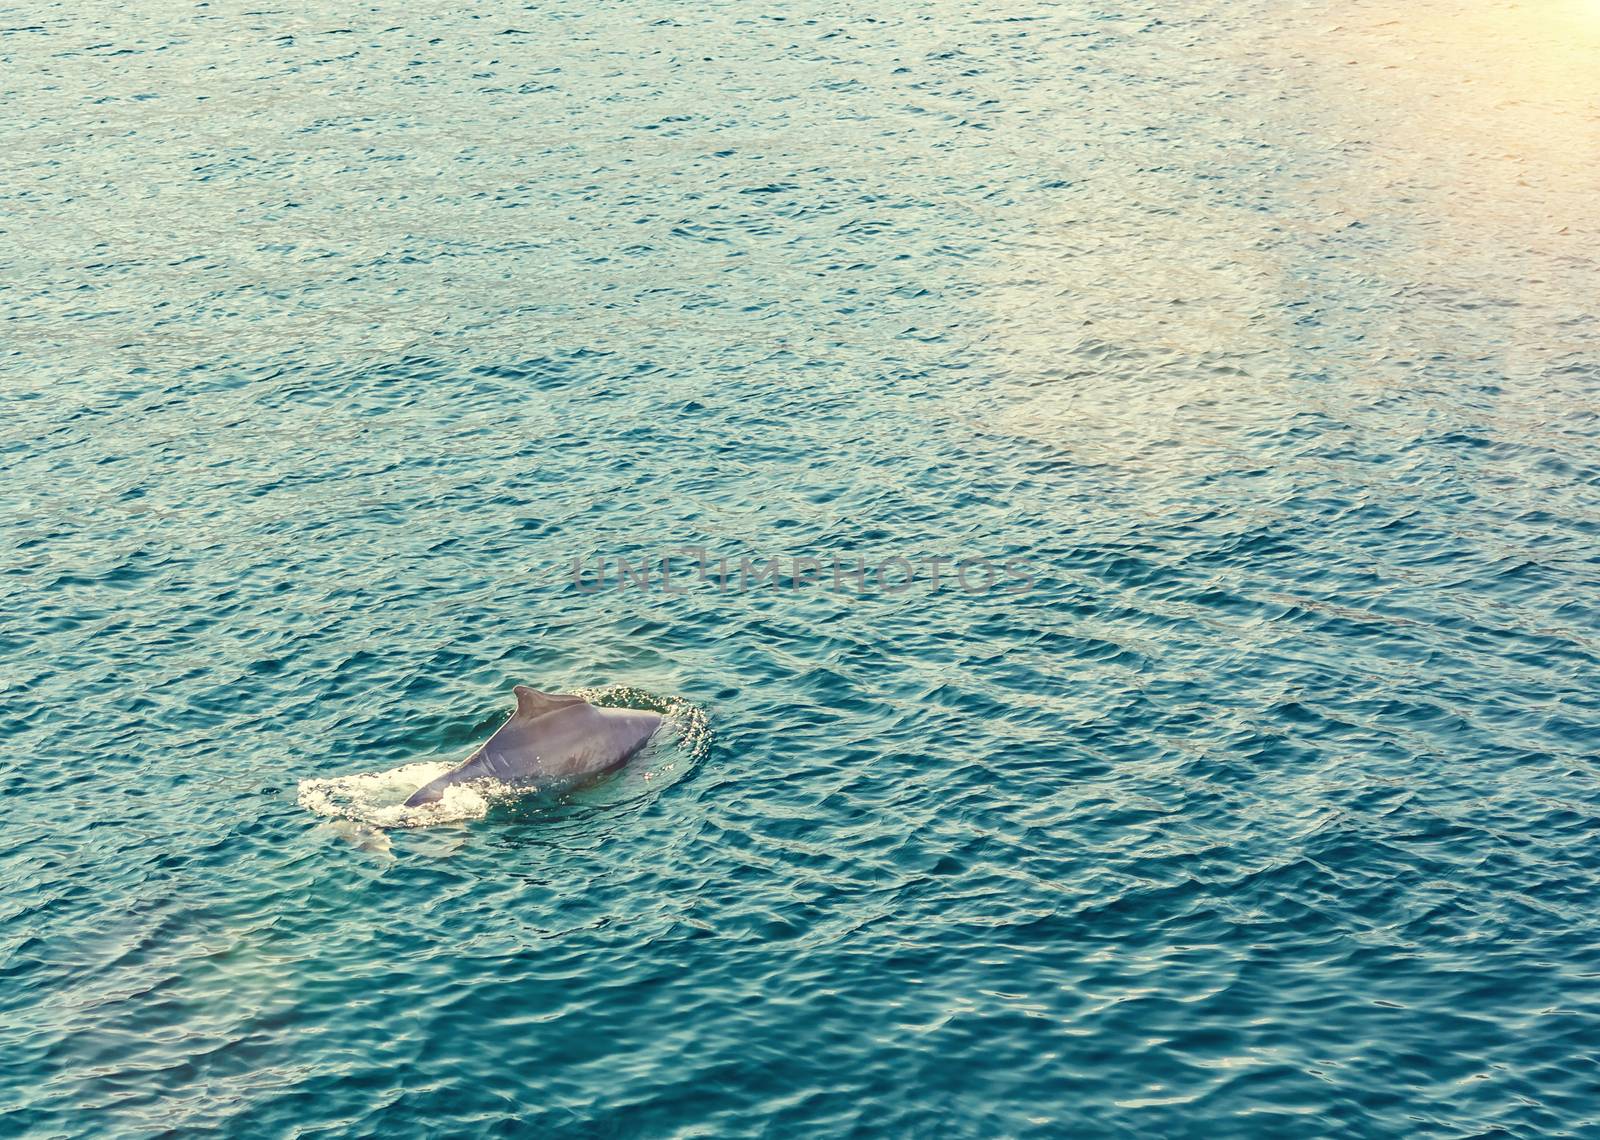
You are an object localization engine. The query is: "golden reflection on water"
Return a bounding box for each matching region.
[1321,1,1600,204]
[977,1,1600,469]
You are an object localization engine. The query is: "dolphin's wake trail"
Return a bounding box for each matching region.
[297,687,710,830]
[297,759,496,829]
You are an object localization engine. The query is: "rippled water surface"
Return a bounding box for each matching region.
[5,0,1600,1134]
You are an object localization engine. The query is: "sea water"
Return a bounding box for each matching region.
[3,1,1599,1134]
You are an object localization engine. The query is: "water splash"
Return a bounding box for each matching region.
[296,760,497,829]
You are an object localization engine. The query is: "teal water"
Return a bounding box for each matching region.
[5,0,1600,1134]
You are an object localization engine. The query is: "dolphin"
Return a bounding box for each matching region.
[403,686,664,808]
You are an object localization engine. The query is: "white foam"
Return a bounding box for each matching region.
[296,760,501,829]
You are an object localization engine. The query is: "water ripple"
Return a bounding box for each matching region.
[4,0,1600,1135]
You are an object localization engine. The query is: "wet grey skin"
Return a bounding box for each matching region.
[404,686,664,808]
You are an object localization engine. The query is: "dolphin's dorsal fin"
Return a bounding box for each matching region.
[512,685,586,719]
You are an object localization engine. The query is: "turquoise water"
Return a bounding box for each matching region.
[5,0,1600,1134]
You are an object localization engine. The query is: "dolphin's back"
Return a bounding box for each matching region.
[403,687,663,808]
